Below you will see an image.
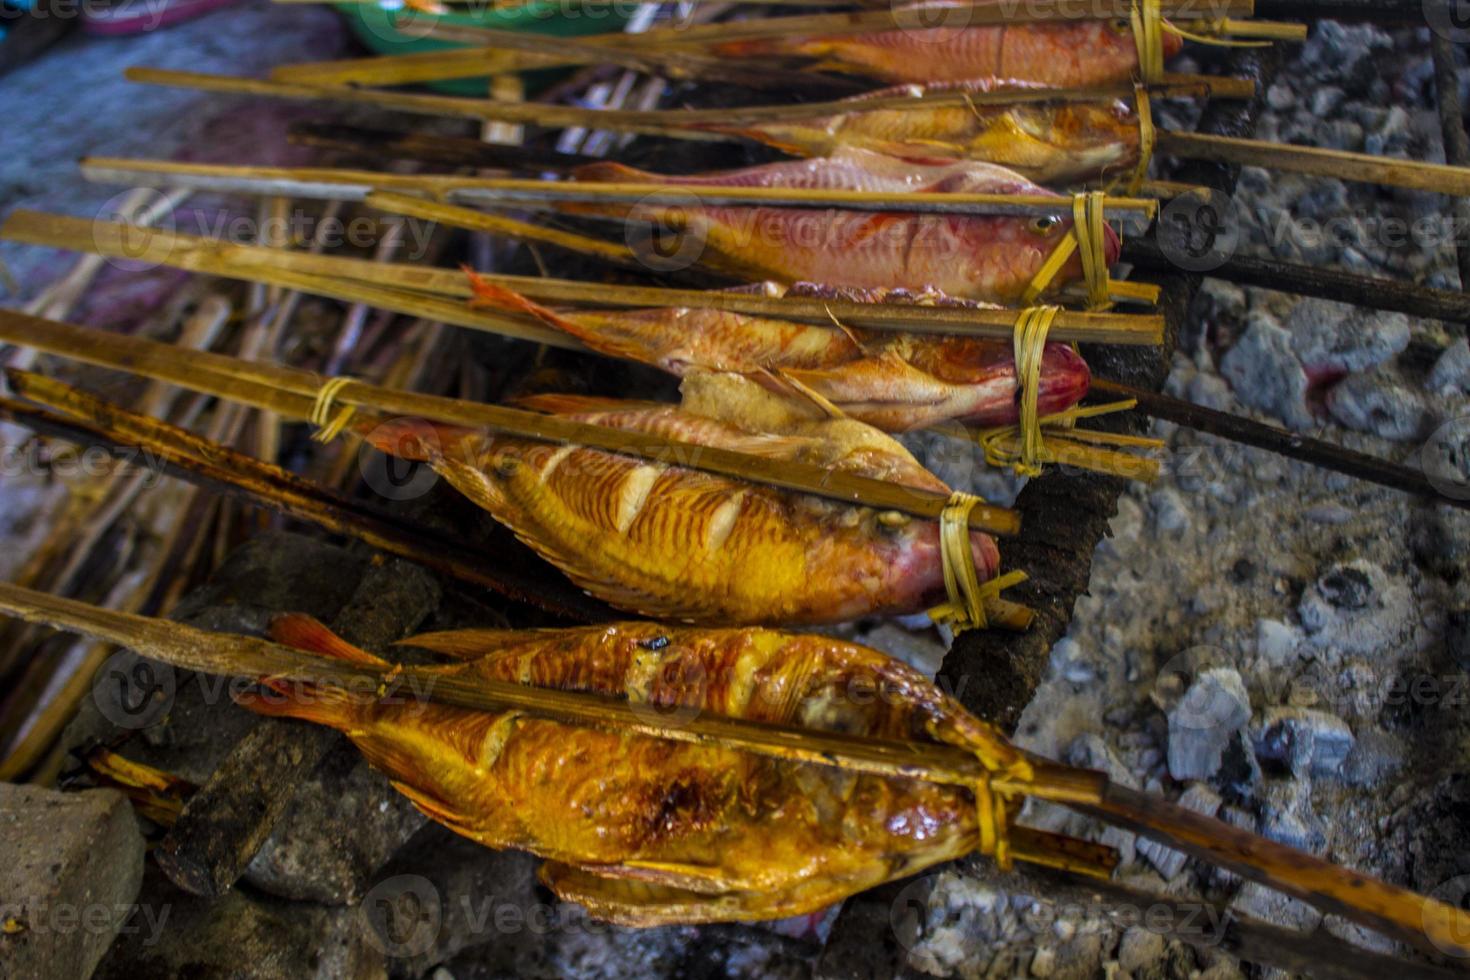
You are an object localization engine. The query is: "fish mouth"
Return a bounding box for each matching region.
[1102,221,1123,266]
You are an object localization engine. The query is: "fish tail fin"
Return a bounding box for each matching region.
[571,161,651,183]
[269,613,389,668]
[352,416,474,465]
[464,269,583,338]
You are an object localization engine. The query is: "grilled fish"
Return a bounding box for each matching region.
[716,4,1184,86]
[357,404,998,625]
[570,147,1119,303]
[707,82,1142,184]
[469,275,1090,431]
[240,616,1030,925]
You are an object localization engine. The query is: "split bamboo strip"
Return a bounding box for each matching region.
[272,46,545,86]
[1157,130,1470,197]
[80,152,1160,221]
[125,68,1252,157]
[0,309,1022,535]
[414,0,1256,45]
[2,578,1468,958]
[1,210,1165,344]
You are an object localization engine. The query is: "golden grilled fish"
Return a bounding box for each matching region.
[716,4,1185,86]
[240,616,1032,925]
[356,403,998,625]
[705,81,1142,185]
[468,274,1090,432]
[569,147,1118,304]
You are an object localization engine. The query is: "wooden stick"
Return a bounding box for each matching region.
[274,61,1257,124]
[288,123,603,171]
[81,151,1160,221]
[1091,378,1470,510]
[0,310,1022,535]
[0,375,608,619]
[2,209,1164,344]
[1158,130,1470,197]
[1123,236,1470,327]
[2,578,1467,958]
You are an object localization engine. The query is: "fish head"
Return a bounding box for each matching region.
[1036,341,1092,417]
[874,518,1002,613]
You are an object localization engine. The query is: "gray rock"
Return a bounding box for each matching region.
[243,742,427,905]
[1310,86,1346,117]
[93,866,383,979]
[0,785,145,980]
[1250,706,1356,778]
[1326,371,1435,441]
[1255,619,1300,667]
[1220,314,1314,430]
[1187,372,1235,413]
[1116,926,1165,974]
[1340,726,1405,788]
[1137,783,1222,878]
[1067,733,1138,789]
[1428,338,1470,394]
[1228,881,1322,933]
[1149,488,1190,536]
[1299,560,1413,658]
[1166,669,1252,781]
[1285,299,1410,375]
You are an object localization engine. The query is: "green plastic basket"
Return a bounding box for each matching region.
[337,1,632,96]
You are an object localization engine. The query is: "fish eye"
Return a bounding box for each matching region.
[1029,214,1063,235]
[1108,18,1130,34]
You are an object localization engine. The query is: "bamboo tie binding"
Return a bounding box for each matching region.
[926,492,1029,635]
[976,307,1166,479]
[1021,192,1113,311]
[310,376,359,443]
[1130,0,1271,85]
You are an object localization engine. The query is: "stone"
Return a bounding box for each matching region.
[243,741,427,905]
[93,865,383,979]
[1228,881,1322,934]
[0,785,145,980]
[1187,372,1234,413]
[1285,299,1410,376]
[1166,669,1252,781]
[1251,707,1356,778]
[1254,619,1299,667]
[1326,371,1435,442]
[1220,313,1314,430]
[1299,560,1413,658]
[1137,783,1222,879]
[1149,488,1190,536]
[1429,338,1470,394]
[1116,926,1165,974]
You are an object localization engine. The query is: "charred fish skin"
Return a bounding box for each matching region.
[240,617,1026,924]
[569,148,1120,303]
[469,275,1091,431]
[359,416,1000,626]
[717,7,1185,87]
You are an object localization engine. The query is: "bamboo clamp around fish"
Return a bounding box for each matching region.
[0,209,1166,346]
[0,308,1021,538]
[78,152,1162,224]
[1,579,1468,958]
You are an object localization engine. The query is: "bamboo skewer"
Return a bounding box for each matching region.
[1156,130,1470,196]
[0,210,1165,344]
[1,577,1467,957]
[0,309,1023,535]
[79,152,1160,222]
[0,374,609,620]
